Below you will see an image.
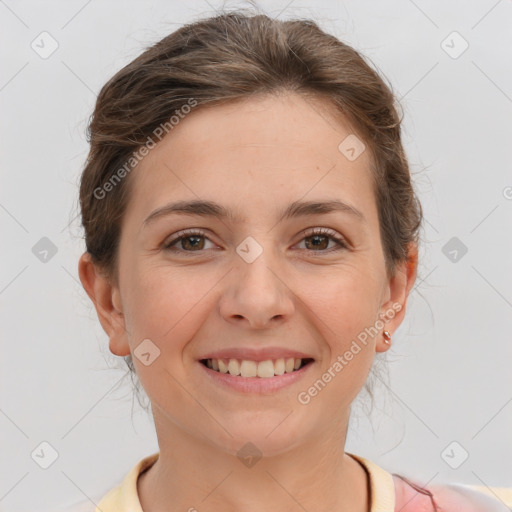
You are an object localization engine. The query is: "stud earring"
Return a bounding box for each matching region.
[383,330,391,345]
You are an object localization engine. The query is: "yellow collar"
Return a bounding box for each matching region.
[96,451,396,512]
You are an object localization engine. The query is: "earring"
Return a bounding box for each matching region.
[383,330,391,345]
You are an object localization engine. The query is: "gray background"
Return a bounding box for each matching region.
[1,1,511,511]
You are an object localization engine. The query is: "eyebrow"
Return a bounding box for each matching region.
[143,198,365,227]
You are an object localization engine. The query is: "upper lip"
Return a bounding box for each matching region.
[198,347,315,362]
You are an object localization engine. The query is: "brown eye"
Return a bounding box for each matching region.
[304,234,329,250]
[178,235,205,251]
[162,227,348,256]
[163,229,213,253]
[296,228,348,253]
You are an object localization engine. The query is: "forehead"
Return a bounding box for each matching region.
[123,92,376,228]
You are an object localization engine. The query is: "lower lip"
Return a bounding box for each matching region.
[198,360,314,394]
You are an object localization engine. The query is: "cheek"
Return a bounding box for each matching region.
[301,265,382,340]
[122,267,214,408]
[299,265,382,394]
[123,264,211,354]
[121,249,224,366]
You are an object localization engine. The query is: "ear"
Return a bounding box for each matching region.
[376,242,418,353]
[78,252,131,357]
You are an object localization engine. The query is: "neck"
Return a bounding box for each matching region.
[138,408,370,512]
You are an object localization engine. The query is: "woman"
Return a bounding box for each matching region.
[77,10,510,512]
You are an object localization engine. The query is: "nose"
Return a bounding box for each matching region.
[218,251,295,330]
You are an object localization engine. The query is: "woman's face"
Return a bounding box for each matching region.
[81,92,415,456]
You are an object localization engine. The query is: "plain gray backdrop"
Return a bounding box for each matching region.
[1,1,511,511]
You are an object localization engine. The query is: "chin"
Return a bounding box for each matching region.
[207,417,308,459]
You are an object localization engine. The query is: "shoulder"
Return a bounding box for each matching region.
[393,474,510,511]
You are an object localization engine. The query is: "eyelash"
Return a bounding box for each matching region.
[162,227,348,256]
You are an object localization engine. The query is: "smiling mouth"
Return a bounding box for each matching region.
[200,357,314,378]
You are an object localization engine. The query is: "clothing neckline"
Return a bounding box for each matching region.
[347,452,396,511]
[97,451,396,512]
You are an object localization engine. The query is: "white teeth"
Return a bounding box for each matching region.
[240,360,257,377]
[274,358,285,375]
[205,357,309,377]
[218,359,228,373]
[228,359,240,376]
[257,360,275,378]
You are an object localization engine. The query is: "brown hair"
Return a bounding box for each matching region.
[79,7,423,434]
